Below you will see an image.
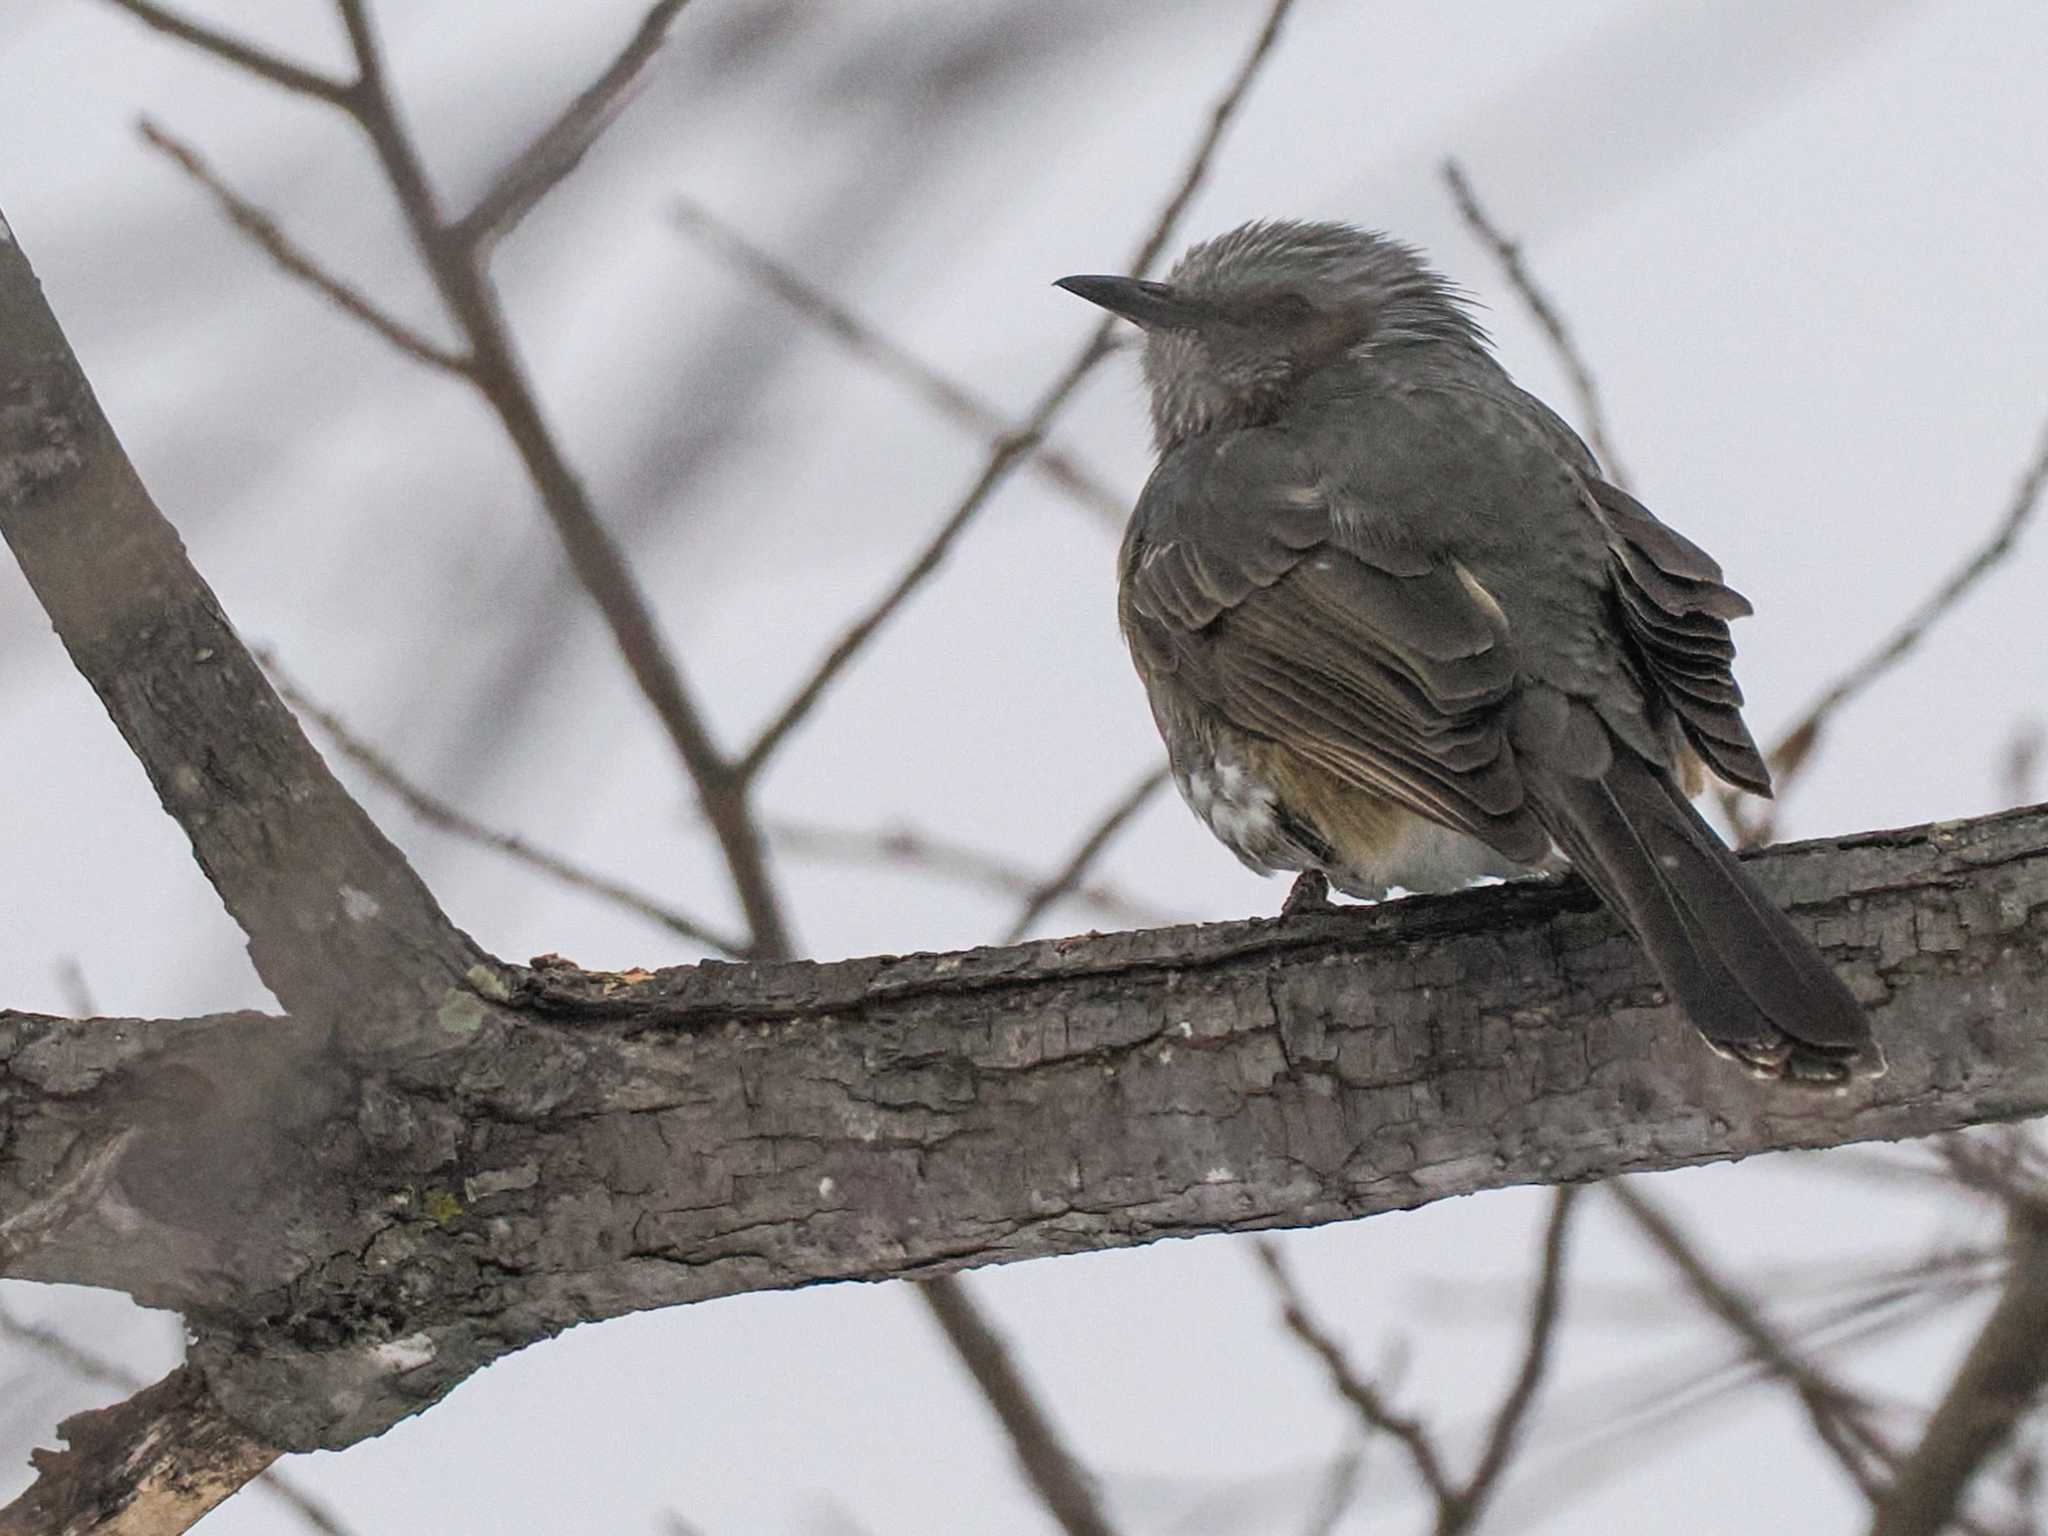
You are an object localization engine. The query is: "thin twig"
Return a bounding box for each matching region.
[999,766,1170,943]
[920,1274,1123,1536]
[736,0,1300,782]
[324,0,794,958]
[456,0,696,249]
[1761,413,2048,823]
[673,197,1125,522]
[1612,1180,1895,1500]
[264,652,746,956]
[1441,159,1630,489]
[769,817,1176,929]
[97,0,354,104]
[137,119,472,374]
[1255,1238,1460,1508]
[1452,1186,1580,1535]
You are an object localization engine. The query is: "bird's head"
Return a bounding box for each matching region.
[1057,220,1484,450]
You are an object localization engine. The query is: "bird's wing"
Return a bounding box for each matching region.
[1585,479,1772,796]
[1121,430,1551,863]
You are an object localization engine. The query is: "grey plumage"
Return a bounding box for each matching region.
[1057,220,1877,1083]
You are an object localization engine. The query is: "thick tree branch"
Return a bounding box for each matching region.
[7,802,2043,1460]
[0,215,480,1022]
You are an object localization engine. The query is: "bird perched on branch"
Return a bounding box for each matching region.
[1057,221,1877,1083]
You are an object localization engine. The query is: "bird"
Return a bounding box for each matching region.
[1055,220,1878,1084]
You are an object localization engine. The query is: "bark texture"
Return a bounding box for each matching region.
[0,1368,277,1536]
[5,804,2045,1452]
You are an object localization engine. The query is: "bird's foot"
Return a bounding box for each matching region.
[1281,870,1334,916]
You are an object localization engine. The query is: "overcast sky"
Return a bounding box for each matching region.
[4,1,2045,1531]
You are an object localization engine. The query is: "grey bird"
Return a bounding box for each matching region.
[1057,220,1877,1083]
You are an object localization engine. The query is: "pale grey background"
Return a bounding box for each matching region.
[2,1,2043,1531]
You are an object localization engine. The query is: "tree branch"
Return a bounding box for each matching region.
[1761,413,2048,827]
[265,651,746,956]
[1872,1191,2048,1536]
[4,802,2047,1456]
[672,197,1125,522]
[1256,1238,1459,1506]
[1613,1180,1896,1499]
[1451,1186,1579,1534]
[95,0,354,105]
[0,1302,359,1536]
[734,0,1300,781]
[137,119,471,374]
[999,766,1169,943]
[0,212,481,1022]
[454,0,696,249]
[767,817,1177,930]
[1440,159,1630,490]
[324,0,793,958]
[919,1275,1123,1536]
[0,1366,279,1536]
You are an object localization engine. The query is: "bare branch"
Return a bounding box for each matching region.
[1454,1186,1580,1533]
[998,766,1170,943]
[456,0,696,248]
[672,197,1125,522]
[265,651,746,956]
[1260,1189,1579,1536]
[1441,159,1630,489]
[0,1304,359,1536]
[0,1366,278,1536]
[1874,1198,2048,1536]
[6,803,2048,1451]
[1255,1238,1459,1507]
[1,207,482,1019]
[137,119,471,374]
[1764,412,2048,820]
[322,0,793,958]
[768,818,1177,929]
[920,1275,1123,1536]
[736,0,1300,781]
[1612,1179,1895,1499]
[96,0,354,104]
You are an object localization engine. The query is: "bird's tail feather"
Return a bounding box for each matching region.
[1534,751,1879,1083]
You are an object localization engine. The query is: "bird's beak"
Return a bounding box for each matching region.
[1054,274,1202,330]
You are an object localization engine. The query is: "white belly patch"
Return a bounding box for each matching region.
[1176,758,1287,871]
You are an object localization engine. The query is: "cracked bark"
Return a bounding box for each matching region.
[6,804,2046,1453]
